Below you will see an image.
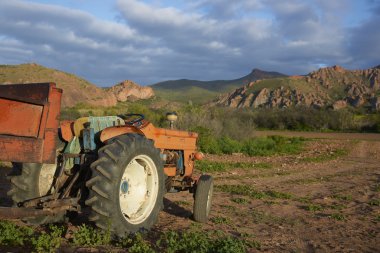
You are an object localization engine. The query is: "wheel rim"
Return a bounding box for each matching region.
[38,164,56,196]
[206,182,214,216]
[119,155,159,224]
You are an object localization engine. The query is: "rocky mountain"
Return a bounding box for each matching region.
[151,68,287,104]
[215,65,380,111]
[0,63,154,107]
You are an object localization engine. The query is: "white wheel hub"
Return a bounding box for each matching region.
[119,155,159,224]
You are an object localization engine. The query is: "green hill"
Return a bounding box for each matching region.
[151,69,287,104]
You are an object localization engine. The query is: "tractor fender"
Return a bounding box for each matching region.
[100,125,145,143]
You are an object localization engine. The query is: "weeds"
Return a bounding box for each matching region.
[330,213,346,221]
[332,194,353,201]
[117,233,154,253]
[196,160,273,173]
[217,185,293,200]
[73,224,111,246]
[31,225,65,253]
[301,149,347,163]
[193,129,305,156]
[368,199,380,206]
[305,204,323,212]
[0,221,33,246]
[231,197,250,204]
[157,229,257,253]
[328,204,346,210]
[211,216,232,225]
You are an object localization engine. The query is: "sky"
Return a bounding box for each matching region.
[0,0,379,86]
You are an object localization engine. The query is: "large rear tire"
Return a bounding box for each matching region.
[86,134,164,235]
[7,163,65,224]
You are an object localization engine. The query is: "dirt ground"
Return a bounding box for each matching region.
[0,132,379,252]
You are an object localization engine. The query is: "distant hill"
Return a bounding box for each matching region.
[0,63,153,107]
[151,69,287,104]
[214,65,380,111]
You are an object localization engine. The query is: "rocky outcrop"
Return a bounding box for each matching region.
[218,84,326,110]
[106,80,154,102]
[215,65,380,111]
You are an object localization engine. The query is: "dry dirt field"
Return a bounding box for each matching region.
[0,132,379,252]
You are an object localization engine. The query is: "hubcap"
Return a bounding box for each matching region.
[119,155,159,224]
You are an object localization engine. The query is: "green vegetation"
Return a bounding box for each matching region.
[0,221,257,252]
[31,225,65,253]
[157,229,259,252]
[196,160,273,173]
[217,185,293,200]
[193,128,305,156]
[330,213,346,221]
[304,204,324,212]
[332,194,353,201]
[0,221,33,246]
[117,233,155,253]
[368,199,380,206]
[301,148,347,163]
[231,197,250,204]
[211,216,232,225]
[73,224,111,246]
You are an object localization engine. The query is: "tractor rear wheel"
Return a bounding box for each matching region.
[7,163,65,224]
[86,134,164,235]
[193,175,214,223]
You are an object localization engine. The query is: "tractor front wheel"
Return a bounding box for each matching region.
[86,134,164,235]
[193,175,214,223]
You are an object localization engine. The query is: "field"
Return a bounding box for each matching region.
[0,132,379,252]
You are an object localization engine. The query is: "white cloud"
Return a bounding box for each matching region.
[0,0,378,85]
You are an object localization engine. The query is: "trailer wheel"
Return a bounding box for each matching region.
[193,175,214,223]
[7,163,65,224]
[86,134,164,235]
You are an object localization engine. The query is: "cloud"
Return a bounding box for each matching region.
[0,0,379,85]
[348,2,380,68]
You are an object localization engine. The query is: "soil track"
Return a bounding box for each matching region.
[0,132,379,252]
[160,135,380,252]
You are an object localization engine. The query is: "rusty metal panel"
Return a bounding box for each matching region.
[0,98,43,137]
[0,83,62,164]
[42,85,62,163]
[0,83,50,105]
[0,135,44,162]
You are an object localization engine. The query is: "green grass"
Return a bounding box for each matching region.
[304,204,324,212]
[154,86,219,104]
[368,199,380,206]
[0,221,258,252]
[196,160,273,173]
[231,197,250,204]
[157,229,259,252]
[217,184,293,200]
[332,194,353,201]
[211,216,232,225]
[330,213,346,221]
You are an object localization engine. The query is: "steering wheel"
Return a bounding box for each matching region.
[120,113,145,126]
